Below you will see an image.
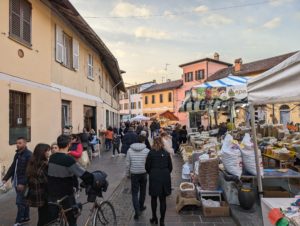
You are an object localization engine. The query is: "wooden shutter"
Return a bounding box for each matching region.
[10,0,21,38]
[21,0,31,44]
[55,25,64,63]
[72,39,79,70]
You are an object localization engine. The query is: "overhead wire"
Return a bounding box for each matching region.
[83,0,273,19]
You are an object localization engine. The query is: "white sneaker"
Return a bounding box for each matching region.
[112,155,115,157]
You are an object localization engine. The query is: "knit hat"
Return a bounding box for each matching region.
[140,131,147,137]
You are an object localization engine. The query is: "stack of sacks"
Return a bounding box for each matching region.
[240,133,264,176]
[221,134,243,178]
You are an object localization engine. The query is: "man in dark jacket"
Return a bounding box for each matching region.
[121,127,138,156]
[2,137,32,225]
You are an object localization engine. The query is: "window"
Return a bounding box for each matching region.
[130,87,138,95]
[131,102,136,109]
[168,92,172,102]
[63,33,72,69]
[124,103,129,110]
[9,90,31,144]
[152,95,155,104]
[55,25,79,70]
[88,54,93,79]
[61,100,71,131]
[195,70,205,80]
[184,72,193,82]
[9,0,32,46]
[138,101,141,109]
[124,92,129,99]
[160,94,163,103]
[145,96,148,104]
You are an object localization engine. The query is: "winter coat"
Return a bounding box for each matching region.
[178,129,188,143]
[69,142,83,159]
[146,149,173,197]
[26,162,48,207]
[3,148,32,186]
[126,143,150,175]
[113,134,121,146]
[121,131,138,154]
[171,130,180,151]
[145,138,151,150]
[105,130,113,140]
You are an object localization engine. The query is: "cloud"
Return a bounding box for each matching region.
[111,2,151,17]
[134,27,171,40]
[201,14,233,27]
[163,10,176,19]
[194,5,209,13]
[269,0,294,6]
[263,17,281,29]
[246,17,256,24]
[113,49,126,58]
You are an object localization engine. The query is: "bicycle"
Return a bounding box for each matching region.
[47,170,117,226]
[47,194,117,226]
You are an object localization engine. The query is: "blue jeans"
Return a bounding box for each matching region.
[15,188,30,223]
[105,139,112,151]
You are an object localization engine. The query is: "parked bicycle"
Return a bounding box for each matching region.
[47,171,117,226]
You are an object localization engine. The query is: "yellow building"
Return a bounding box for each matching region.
[0,0,125,173]
[140,80,183,117]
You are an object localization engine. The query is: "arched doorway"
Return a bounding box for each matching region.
[280,105,290,125]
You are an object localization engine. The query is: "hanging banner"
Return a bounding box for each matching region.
[226,85,247,100]
[193,87,228,100]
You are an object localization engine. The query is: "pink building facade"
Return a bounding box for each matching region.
[175,54,232,128]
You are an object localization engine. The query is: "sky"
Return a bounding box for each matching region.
[69,0,300,85]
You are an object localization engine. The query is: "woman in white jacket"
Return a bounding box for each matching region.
[160,132,174,156]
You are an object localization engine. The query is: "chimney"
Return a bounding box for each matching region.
[153,79,156,83]
[167,79,171,82]
[234,58,242,72]
[214,52,219,61]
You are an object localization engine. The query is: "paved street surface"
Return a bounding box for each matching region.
[128,155,237,226]
[0,147,237,226]
[0,150,127,226]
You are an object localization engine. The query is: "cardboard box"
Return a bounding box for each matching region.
[202,201,230,217]
[263,187,290,197]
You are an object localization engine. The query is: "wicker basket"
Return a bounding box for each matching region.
[180,182,196,198]
[198,158,219,190]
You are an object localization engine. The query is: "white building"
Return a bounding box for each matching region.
[120,81,156,121]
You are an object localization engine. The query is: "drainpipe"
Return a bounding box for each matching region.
[206,61,209,80]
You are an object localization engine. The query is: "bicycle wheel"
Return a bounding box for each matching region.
[59,214,68,226]
[93,201,117,226]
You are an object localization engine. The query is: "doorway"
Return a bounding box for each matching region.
[84,105,96,131]
[280,105,290,126]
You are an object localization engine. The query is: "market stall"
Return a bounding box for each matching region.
[150,110,179,128]
[248,51,300,225]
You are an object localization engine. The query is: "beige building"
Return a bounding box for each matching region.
[0,0,125,175]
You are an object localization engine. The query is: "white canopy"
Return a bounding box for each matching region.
[248,51,300,104]
[130,115,150,122]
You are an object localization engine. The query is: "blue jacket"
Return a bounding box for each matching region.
[3,148,32,186]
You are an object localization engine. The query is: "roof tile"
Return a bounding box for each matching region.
[140,80,183,93]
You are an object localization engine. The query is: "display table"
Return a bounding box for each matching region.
[261,198,295,226]
[263,153,295,168]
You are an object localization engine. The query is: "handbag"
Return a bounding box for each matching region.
[78,151,90,169]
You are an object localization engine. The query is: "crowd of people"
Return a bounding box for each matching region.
[1,119,189,226]
[2,134,96,226]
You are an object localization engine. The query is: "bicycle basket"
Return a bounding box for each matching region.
[85,170,109,202]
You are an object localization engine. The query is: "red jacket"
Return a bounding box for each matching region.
[69,143,83,159]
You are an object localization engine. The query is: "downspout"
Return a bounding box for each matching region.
[206,61,209,80]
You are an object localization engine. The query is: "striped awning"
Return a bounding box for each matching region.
[193,75,248,88]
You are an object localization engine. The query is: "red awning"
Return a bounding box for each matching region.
[151,110,179,121]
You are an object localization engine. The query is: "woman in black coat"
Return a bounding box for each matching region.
[145,136,173,226]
